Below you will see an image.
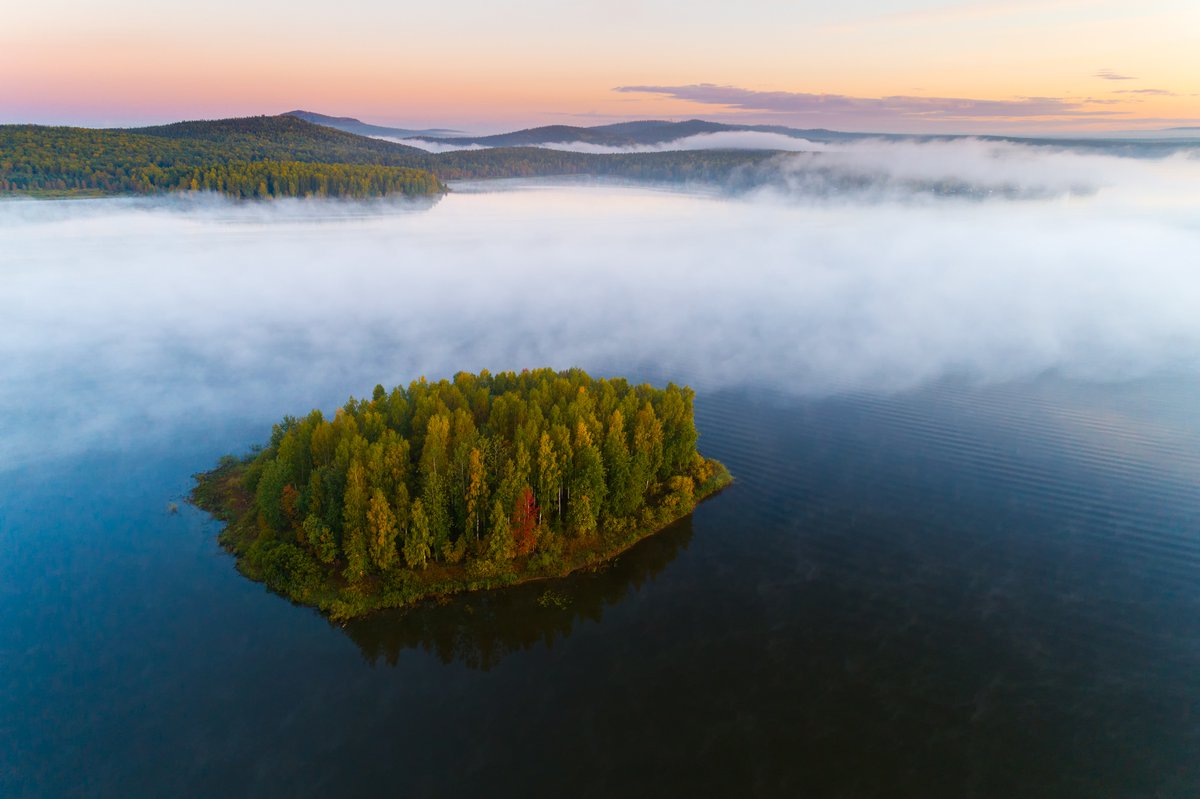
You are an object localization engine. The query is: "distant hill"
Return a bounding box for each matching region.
[6,112,1193,201]
[285,110,461,140]
[404,117,1199,158]
[129,114,434,163]
[1,116,444,198]
[414,118,868,147]
[1,114,783,197]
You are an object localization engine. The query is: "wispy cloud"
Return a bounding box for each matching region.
[614,84,1120,122]
[1095,69,1138,81]
[1114,88,1176,96]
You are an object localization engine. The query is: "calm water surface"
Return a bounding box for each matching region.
[2,185,1199,797]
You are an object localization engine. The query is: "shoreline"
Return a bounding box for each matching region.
[192,457,732,622]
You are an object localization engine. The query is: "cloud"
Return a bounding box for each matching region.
[1114,88,1177,96]
[534,131,831,154]
[370,135,488,153]
[1095,69,1138,81]
[614,84,1121,123]
[3,141,1200,470]
[381,131,831,155]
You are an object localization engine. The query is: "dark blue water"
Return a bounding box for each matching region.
[4,188,1200,797]
[3,374,1199,798]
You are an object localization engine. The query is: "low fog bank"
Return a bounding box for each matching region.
[753,138,1200,203]
[377,136,489,153]
[2,143,1199,467]
[404,133,1199,202]
[399,131,832,154]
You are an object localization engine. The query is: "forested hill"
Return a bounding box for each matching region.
[5,113,1195,200]
[128,114,433,162]
[0,114,780,198]
[0,116,445,198]
[412,118,862,147]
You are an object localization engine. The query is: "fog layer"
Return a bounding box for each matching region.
[2,141,1199,467]
[398,131,830,153]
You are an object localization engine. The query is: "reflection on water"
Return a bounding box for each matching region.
[345,515,695,670]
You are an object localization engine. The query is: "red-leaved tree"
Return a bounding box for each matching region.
[512,485,539,556]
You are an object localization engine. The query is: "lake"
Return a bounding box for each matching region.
[2,179,1199,797]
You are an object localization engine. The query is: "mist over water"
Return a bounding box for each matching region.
[4,141,1200,798]
[2,141,1199,468]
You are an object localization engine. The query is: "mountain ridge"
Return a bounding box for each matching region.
[284,110,461,139]
[411,118,868,147]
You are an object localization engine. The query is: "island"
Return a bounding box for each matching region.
[192,368,732,620]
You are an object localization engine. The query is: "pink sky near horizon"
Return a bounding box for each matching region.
[2,0,1197,135]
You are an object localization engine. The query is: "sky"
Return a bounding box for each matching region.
[1,0,1197,134]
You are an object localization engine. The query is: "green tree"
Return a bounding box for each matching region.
[255,459,288,531]
[603,409,635,517]
[302,514,338,564]
[404,498,432,570]
[367,488,398,572]
[536,431,562,528]
[569,422,605,536]
[342,460,370,581]
[465,447,488,539]
[485,499,514,564]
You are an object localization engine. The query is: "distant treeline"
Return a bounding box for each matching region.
[2,113,1192,201]
[0,115,776,199]
[172,161,440,199]
[0,122,445,198]
[431,147,778,184]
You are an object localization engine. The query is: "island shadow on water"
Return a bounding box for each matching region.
[342,512,696,670]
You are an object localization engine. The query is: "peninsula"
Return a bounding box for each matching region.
[192,368,731,620]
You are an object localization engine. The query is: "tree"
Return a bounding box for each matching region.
[419,415,453,556]
[603,409,635,517]
[367,488,398,572]
[255,459,288,531]
[276,484,299,534]
[632,402,664,496]
[302,514,338,564]
[569,421,605,536]
[657,384,698,478]
[342,460,370,581]
[404,498,432,570]
[465,447,488,539]
[536,432,562,528]
[567,493,597,538]
[512,486,538,556]
[485,499,514,564]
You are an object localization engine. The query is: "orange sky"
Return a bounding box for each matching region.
[2,0,1197,133]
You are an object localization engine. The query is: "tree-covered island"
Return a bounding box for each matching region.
[193,369,731,620]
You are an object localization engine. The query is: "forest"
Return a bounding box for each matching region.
[0,115,776,199]
[2,113,1190,200]
[0,120,444,198]
[193,368,731,620]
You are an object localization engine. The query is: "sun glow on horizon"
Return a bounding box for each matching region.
[1,0,1196,134]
